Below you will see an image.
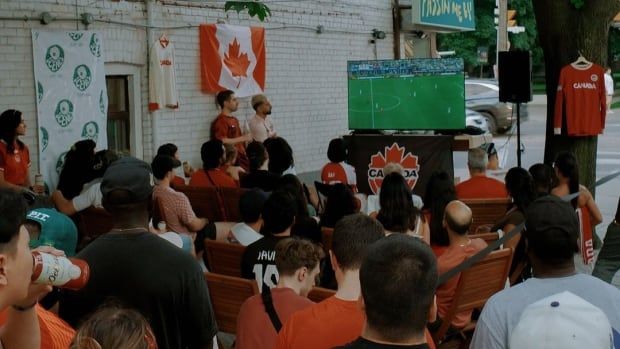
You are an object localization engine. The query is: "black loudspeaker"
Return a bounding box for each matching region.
[498,51,532,103]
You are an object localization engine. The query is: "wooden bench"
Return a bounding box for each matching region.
[461,198,511,233]
[175,186,225,222]
[204,273,259,334]
[433,248,514,344]
[175,185,247,223]
[205,240,246,277]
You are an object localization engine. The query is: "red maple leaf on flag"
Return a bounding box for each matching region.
[224,38,251,88]
[368,143,420,194]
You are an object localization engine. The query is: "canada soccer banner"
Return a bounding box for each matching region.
[344,135,453,198]
[199,24,266,97]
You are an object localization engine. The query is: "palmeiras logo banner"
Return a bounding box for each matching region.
[368,143,420,194]
[32,30,108,191]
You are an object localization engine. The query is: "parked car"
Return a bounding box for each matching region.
[465,79,527,134]
[466,108,490,134]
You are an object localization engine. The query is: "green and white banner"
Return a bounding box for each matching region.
[32,30,108,190]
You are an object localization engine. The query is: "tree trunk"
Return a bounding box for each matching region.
[532,0,620,190]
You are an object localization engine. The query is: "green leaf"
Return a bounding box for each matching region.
[224,1,272,22]
[570,0,585,9]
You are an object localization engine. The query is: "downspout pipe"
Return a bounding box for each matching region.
[146,0,159,158]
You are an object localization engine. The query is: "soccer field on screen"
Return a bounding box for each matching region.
[348,74,465,130]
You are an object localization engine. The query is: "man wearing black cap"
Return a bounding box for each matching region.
[470,195,620,349]
[59,157,217,349]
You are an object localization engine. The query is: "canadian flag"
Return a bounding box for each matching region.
[200,24,266,98]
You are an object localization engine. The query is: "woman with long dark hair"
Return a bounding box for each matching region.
[240,141,280,192]
[492,167,536,249]
[423,171,457,256]
[264,137,295,175]
[376,172,429,243]
[320,183,358,228]
[491,167,537,283]
[278,174,321,244]
[551,151,602,271]
[57,139,97,199]
[0,109,41,192]
[528,163,556,198]
[552,151,601,219]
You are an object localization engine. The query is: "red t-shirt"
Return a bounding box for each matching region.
[236,287,314,349]
[211,113,246,156]
[276,296,365,349]
[276,296,436,349]
[455,175,508,200]
[321,162,357,186]
[189,168,237,188]
[171,175,185,188]
[0,140,30,186]
[436,238,488,328]
[554,64,606,136]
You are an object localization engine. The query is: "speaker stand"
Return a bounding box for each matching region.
[516,102,522,168]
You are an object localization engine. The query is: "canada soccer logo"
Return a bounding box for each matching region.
[367,143,420,194]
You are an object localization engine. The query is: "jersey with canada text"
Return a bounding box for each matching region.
[554,63,606,136]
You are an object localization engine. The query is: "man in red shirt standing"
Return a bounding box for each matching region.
[456,148,508,199]
[211,90,252,171]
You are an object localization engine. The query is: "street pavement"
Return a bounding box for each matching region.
[455,101,620,239]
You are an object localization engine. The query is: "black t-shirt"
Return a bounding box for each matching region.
[339,337,431,349]
[240,170,280,192]
[241,235,288,290]
[291,216,322,244]
[59,231,217,349]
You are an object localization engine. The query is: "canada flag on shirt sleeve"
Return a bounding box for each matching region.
[199,24,266,98]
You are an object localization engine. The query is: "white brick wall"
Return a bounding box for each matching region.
[0,0,394,176]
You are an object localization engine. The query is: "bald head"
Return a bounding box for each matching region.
[444,200,472,236]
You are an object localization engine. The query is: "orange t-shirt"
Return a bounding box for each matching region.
[189,169,237,188]
[276,296,436,349]
[0,140,30,186]
[436,238,488,328]
[236,287,314,349]
[0,304,75,348]
[455,175,508,199]
[211,113,246,156]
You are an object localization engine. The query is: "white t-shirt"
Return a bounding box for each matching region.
[230,223,262,246]
[470,273,620,349]
[366,193,424,215]
[248,114,275,142]
[605,73,614,96]
[149,37,179,110]
[72,182,103,212]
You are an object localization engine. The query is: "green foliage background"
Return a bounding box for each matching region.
[437,0,543,77]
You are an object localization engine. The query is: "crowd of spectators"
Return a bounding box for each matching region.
[0,89,619,349]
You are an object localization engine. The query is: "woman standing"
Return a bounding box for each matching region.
[0,109,41,193]
[551,151,602,271]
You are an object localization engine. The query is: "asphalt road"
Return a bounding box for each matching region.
[454,103,620,238]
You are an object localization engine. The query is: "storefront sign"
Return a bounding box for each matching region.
[412,0,476,32]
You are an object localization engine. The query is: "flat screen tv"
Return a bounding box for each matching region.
[347,58,465,131]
